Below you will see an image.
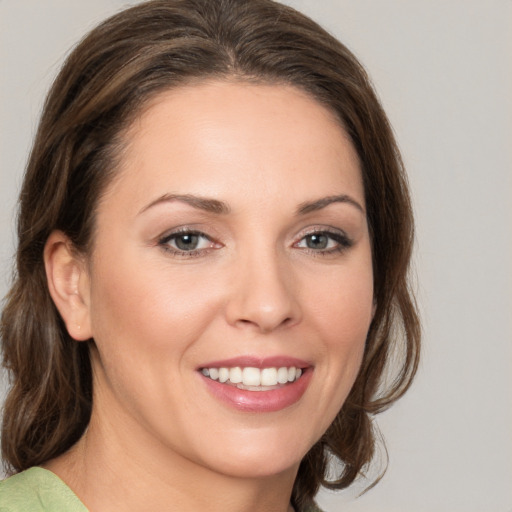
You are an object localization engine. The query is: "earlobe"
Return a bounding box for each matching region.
[44,231,92,341]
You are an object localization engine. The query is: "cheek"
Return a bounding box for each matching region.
[305,257,374,400]
[85,257,221,414]
[309,259,374,343]
[88,247,218,352]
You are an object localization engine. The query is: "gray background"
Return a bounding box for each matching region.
[1,1,511,511]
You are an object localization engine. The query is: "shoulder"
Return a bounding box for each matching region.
[0,467,88,512]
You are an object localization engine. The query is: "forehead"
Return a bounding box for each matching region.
[103,80,364,211]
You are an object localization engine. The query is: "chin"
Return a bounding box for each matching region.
[195,428,314,480]
[211,454,301,481]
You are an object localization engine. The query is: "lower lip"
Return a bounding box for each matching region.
[200,369,312,413]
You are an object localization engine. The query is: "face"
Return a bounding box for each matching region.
[80,81,374,480]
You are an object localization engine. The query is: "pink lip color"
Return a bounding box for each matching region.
[199,355,311,370]
[198,356,313,413]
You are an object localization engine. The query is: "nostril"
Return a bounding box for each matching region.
[235,315,294,333]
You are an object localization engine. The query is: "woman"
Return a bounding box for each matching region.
[0,0,420,511]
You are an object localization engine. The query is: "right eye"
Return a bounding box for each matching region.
[158,230,217,256]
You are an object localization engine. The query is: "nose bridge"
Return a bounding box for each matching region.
[226,240,301,333]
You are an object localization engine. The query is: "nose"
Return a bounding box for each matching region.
[225,249,302,334]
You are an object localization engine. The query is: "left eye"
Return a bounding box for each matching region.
[160,231,213,252]
[295,231,350,251]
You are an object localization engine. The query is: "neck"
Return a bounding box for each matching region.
[45,403,298,512]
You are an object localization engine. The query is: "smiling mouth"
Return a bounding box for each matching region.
[200,366,303,391]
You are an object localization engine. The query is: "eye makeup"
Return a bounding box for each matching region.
[293,227,353,257]
[157,228,221,258]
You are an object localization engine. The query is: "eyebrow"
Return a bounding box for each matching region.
[139,193,364,216]
[296,194,365,215]
[139,193,231,215]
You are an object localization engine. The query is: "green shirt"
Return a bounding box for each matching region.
[0,467,323,511]
[0,467,87,512]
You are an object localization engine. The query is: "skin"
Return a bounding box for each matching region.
[44,81,375,512]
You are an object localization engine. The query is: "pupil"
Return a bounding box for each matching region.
[307,234,328,249]
[176,234,198,251]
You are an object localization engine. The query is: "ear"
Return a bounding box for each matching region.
[44,231,92,341]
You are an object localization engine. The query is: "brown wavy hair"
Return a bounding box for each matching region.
[1,0,420,509]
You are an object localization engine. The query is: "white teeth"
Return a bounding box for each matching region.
[203,365,304,387]
[277,367,289,384]
[242,367,261,386]
[229,367,243,384]
[218,367,229,383]
[260,367,277,386]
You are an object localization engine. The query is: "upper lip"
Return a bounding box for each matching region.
[198,355,311,370]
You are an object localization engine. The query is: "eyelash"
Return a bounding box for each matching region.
[158,228,218,258]
[157,227,353,258]
[293,228,353,256]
